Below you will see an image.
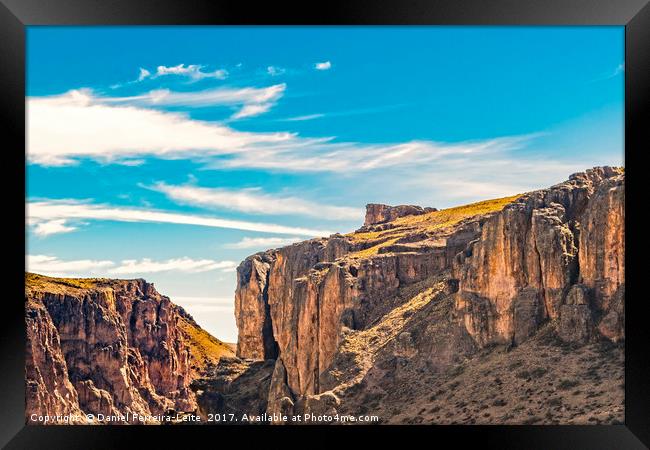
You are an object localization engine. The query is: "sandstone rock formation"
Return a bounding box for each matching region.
[25,274,233,424]
[453,167,624,347]
[222,167,624,424]
[364,203,437,226]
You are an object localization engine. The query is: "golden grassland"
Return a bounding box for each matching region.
[178,317,234,371]
[346,194,521,259]
[26,272,109,292]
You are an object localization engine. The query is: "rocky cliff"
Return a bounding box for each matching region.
[218,167,624,424]
[25,274,233,424]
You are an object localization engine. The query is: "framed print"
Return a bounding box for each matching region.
[1,0,649,447]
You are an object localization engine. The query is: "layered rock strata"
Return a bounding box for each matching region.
[26,274,233,424]
[231,167,624,422]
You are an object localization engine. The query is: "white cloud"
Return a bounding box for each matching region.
[590,62,625,82]
[27,254,114,277]
[315,61,332,70]
[27,89,542,177]
[613,63,624,76]
[27,254,236,278]
[231,103,273,119]
[267,66,285,76]
[137,68,151,81]
[154,64,228,80]
[225,236,303,249]
[148,182,362,220]
[282,113,324,122]
[27,89,292,166]
[32,219,77,237]
[216,135,536,173]
[108,257,237,274]
[107,84,286,108]
[27,199,333,237]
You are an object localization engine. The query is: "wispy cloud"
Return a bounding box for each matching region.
[104,84,286,109]
[315,61,332,70]
[282,113,325,122]
[32,219,77,237]
[267,66,285,76]
[153,64,228,80]
[109,257,237,274]
[137,68,151,82]
[224,236,303,249]
[27,89,292,166]
[387,156,590,207]
[231,103,274,119]
[27,89,541,176]
[215,135,538,173]
[27,199,334,237]
[27,254,236,278]
[147,182,362,220]
[590,62,625,83]
[27,254,114,276]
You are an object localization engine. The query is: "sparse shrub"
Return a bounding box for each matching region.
[523,415,541,424]
[492,398,507,407]
[558,379,579,390]
[529,367,548,379]
[447,365,465,377]
[548,397,562,407]
[516,370,530,379]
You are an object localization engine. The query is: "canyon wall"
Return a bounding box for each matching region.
[233,167,625,417]
[453,167,624,346]
[25,275,230,424]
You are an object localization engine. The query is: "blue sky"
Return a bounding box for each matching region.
[26,26,624,342]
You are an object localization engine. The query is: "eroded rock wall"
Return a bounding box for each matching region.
[453,167,624,346]
[26,278,198,423]
[233,167,625,418]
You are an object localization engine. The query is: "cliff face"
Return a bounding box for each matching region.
[25,274,233,424]
[453,167,625,347]
[229,167,624,424]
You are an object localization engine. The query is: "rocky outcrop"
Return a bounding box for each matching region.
[364,204,437,226]
[230,167,624,424]
[26,299,85,422]
[453,167,624,346]
[25,274,233,424]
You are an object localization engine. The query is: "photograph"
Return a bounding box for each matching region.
[25,25,625,426]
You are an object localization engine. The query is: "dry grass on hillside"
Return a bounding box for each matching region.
[346,195,521,259]
[179,317,235,375]
[26,272,109,293]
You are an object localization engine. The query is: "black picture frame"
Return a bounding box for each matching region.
[2,0,648,447]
